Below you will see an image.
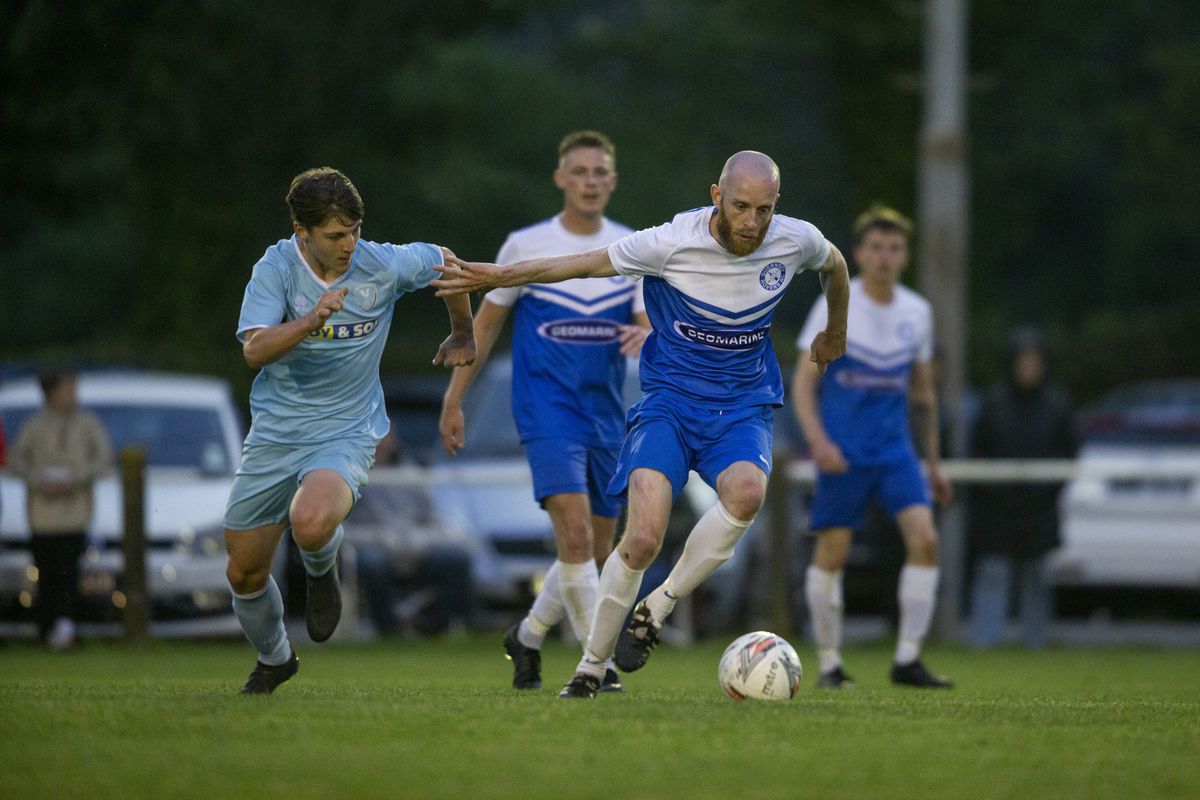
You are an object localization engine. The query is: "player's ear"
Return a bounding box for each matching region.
[710,184,721,206]
[293,221,307,241]
[553,168,567,191]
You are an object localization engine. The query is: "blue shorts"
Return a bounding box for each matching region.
[608,392,774,502]
[808,455,930,531]
[223,438,376,531]
[523,437,623,518]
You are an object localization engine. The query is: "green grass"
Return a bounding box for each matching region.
[1,636,1198,800]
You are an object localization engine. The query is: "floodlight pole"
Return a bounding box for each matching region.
[918,0,970,639]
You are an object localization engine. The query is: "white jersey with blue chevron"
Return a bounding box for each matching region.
[236,235,442,446]
[797,277,933,464]
[486,214,641,446]
[608,206,830,407]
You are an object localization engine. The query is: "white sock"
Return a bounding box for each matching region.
[519,561,565,649]
[896,564,940,665]
[806,565,844,674]
[653,502,752,618]
[557,559,599,645]
[579,555,644,675]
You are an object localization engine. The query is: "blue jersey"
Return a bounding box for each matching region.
[487,215,640,446]
[797,278,933,464]
[236,235,442,446]
[608,207,830,407]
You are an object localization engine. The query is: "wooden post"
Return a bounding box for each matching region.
[120,446,149,642]
[768,452,793,637]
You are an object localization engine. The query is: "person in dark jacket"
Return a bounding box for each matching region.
[968,327,1075,648]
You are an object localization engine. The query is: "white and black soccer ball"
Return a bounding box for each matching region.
[718,631,803,701]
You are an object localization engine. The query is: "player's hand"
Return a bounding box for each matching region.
[306,288,348,331]
[432,256,504,296]
[618,324,649,357]
[812,438,849,474]
[439,404,466,456]
[928,465,954,506]
[433,330,476,368]
[808,328,847,374]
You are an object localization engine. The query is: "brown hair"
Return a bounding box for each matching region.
[285,167,364,229]
[853,205,913,245]
[558,130,616,166]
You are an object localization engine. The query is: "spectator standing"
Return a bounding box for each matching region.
[7,371,113,649]
[968,327,1075,649]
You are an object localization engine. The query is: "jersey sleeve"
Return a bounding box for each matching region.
[795,222,832,272]
[385,242,443,296]
[631,277,646,315]
[916,301,935,362]
[796,295,829,354]
[236,259,289,341]
[607,221,675,278]
[485,234,522,306]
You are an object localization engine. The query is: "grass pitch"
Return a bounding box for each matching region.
[1,635,1197,800]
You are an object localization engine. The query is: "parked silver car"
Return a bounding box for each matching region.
[1053,379,1200,592]
[0,372,243,635]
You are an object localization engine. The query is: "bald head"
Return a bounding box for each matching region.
[717,151,780,195]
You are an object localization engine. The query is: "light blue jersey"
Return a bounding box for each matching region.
[236,236,442,446]
[797,277,933,464]
[487,215,641,447]
[608,207,830,408]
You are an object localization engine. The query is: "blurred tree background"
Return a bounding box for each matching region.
[2,0,1198,408]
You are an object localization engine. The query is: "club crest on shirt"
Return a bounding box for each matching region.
[353,284,379,312]
[759,262,786,291]
[896,320,915,342]
[293,295,313,314]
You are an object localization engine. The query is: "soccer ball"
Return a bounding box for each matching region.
[717,631,803,701]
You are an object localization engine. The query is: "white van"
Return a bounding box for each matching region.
[0,372,245,635]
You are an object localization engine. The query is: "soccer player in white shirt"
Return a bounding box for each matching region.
[226,168,476,694]
[439,131,649,692]
[435,151,850,698]
[793,206,955,689]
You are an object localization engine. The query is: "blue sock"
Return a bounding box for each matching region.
[232,576,291,665]
[298,524,343,578]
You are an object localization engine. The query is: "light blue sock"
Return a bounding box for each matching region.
[232,576,291,665]
[298,524,343,577]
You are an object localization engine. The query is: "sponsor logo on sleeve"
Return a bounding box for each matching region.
[674,321,769,350]
[537,318,622,344]
[759,261,786,291]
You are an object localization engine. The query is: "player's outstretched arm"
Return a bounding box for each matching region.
[242,287,348,368]
[432,246,616,296]
[808,243,850,373]
[432,249,477,369]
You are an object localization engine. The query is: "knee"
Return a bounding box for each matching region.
[226,560,270,596]
[908,528,939,565]
[556,516,594,564]
[619,522,662,569]
[719,476,765,521]
[290,507,332,551]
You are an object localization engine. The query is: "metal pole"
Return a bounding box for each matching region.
[918,0,970,639]
[120,446,149,642]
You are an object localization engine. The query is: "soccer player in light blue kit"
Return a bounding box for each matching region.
[439,131,649,692]
[793,206,955,689]
[434,152,850,698]
[225,167,476,694]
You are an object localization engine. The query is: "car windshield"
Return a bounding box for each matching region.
[1080,381,1200,445]
[2,404,233,472]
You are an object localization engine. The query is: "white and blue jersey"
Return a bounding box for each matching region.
[236,235,442,447]
[797,277,933,464]
[486,215,641,447]
[608,207,830,408]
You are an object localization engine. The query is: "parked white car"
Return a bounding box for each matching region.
[0,371,244,635]
[1052,380,1200,591]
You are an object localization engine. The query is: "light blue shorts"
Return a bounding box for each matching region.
[523,437,623,518]
[223,438,376,531]
[808,455,930,531]
[608,392,774,502]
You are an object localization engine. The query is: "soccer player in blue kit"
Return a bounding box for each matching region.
[793,206,955,689]
[225,167,476,694]
[434,151,850,698]
[439,131,649,692]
